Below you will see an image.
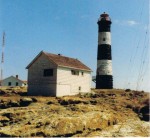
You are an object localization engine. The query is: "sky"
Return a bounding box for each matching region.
[0,0,149,92]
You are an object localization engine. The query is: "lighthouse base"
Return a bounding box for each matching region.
[96,75,113,89]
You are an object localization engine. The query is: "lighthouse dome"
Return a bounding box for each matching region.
[99,12,111,21]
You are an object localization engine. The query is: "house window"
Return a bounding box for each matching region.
[8,82,11,86]
[81,72,84,76]
[43,69,53,77]
[79,86,81,91]
[71,70,79,75]
[103,38,106,41]
[16,82,19,86]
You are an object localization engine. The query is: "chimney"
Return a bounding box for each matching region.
[16,75,18,79]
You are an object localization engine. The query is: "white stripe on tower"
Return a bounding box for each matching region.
[98,32,111,45]
[97,60,112,75]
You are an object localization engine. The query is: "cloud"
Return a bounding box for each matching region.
[114,19,139,26]
[124,20,139,26]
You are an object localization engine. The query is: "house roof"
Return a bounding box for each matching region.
[26,51,92,71]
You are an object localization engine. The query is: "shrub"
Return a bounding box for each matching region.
[125,89,131,92]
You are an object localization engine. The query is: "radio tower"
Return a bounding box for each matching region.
[1,32,5,84]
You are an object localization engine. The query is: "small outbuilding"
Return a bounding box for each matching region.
[26,51,92,96]
[1,75,27,87]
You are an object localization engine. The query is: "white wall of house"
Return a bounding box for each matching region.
[27,54,57,96]
[56,67,91,96]
[1,76,25,87]
[27,52,92,96]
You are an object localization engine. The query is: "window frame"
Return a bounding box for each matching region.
[16,82,19,86]
[43,69,54,77]
[71,70,79,76]
[79,86,81,91]
[8,82,11,86]
[103,38,106,41]
[81,72,84,76]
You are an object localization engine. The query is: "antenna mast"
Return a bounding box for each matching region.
[1,32,5,84]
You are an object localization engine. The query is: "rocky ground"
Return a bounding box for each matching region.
[0,87,149,137]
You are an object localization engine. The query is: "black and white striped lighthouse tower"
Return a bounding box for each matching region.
[96,12,113,89]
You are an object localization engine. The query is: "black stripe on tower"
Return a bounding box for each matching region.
[96,75,113,89]
[97,21,111,32]
[97,44,112,60]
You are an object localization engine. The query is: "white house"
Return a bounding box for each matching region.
[26,51,92,96]
[1,75,27,87]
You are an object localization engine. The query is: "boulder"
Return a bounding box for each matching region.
[20,98,33,106]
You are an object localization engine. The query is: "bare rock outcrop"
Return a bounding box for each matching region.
[0,89,149,137]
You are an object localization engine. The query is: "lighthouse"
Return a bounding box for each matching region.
[96,12,113,89]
